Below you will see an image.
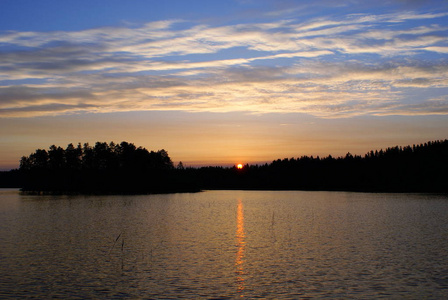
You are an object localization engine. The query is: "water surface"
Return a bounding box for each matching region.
[1,189,448,298]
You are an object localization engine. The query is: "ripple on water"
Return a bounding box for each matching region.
[1,190,448,298]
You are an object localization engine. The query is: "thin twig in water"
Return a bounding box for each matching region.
[108,232,122,256]
[121,238,125,271]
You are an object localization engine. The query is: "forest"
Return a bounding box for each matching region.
[194,139,448,193]
[0,139,447,193]
[14,141,198,194]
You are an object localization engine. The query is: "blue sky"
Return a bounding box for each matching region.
[0,0,447,169]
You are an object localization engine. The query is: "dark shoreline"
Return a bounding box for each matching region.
[18,187,202,196]
[3,139,447,195]
[13,187,448,196]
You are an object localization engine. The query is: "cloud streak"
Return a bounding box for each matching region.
[1,9,447,118]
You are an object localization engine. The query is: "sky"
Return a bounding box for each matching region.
[1,0,447,170]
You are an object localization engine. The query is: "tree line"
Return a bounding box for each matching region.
[1,139,447,193]
[19,141,173,172]
[16,141,197,194]
[190,139,448,193]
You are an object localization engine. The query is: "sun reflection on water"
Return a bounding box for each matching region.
[236,198,245,297]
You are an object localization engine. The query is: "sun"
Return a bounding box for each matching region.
[237,164,243,169]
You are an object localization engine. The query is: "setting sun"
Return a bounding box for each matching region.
[237,164,243,169]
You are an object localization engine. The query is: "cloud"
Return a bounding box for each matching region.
[0,9,447,118]
[0,102,98,118]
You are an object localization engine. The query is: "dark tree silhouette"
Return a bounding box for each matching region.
[13,139,448,194]
[19,141,186,194]
[65,143,82,170]
[191,139,448,193]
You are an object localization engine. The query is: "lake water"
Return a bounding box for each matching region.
[1,189,448,299]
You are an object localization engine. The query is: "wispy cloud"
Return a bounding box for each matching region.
[1,10,447,118]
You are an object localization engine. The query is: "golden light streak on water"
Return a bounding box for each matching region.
[235,198,245,297]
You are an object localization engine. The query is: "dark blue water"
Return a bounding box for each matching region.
[1,189,448,298]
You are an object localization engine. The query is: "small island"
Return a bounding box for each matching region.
[17,141,199,194]
[2,139,447,194]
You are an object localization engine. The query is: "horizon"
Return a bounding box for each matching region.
[1,0,447,170]
[3,138,445,172]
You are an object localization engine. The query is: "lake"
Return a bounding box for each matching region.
[1,189,448,298]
